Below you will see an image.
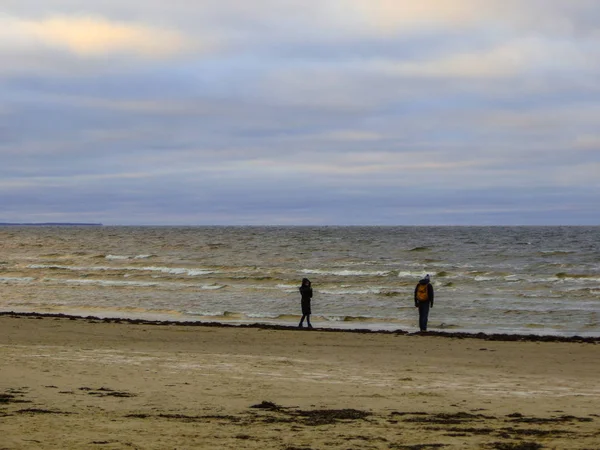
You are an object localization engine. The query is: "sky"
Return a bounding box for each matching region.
[1,1,599,225]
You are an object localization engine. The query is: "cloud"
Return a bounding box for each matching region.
[372,37,599,79]
[1,2,599,225]
[342,0,485,32]
[341,0,600,36]
[0,14,187,58]
[319,131,383,142]
[574,135,600,150]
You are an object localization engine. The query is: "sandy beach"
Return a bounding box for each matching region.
[1,314,599,449]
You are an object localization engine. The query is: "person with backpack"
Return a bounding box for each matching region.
[414,274,434,332]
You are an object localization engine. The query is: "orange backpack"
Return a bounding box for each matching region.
[416,283,429,302]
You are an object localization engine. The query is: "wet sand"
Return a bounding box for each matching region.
[1,313,599,449]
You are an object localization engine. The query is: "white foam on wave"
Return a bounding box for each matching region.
[302,269,390,277]
[199,284,226,290]
[319,288,384,295]
[245,312,281,319]
[503,275,528,282]
[184,310,225,317]
[397,271,431,278]
[27,263,215,277]
[0,276,35,284]
[556,275,600,283]
[51,278,161,287]
[474,276,497,282]
[40,277,225,290]
[106,254,153,260]
[138,266,215,276]
[28,264,91,270]
[275,284,299,293]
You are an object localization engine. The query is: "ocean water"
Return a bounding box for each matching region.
[1,226,599,336]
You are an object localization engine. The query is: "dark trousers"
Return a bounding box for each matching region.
[418,301,430,331]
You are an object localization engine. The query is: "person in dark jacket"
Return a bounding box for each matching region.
[414,274,434,332]
[298,278,313,328]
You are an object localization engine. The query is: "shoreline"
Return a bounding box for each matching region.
[2,310,599,343]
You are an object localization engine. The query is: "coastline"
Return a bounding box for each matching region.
[0,223,102,226]
[1,313,599,449]
[1,311,599,343]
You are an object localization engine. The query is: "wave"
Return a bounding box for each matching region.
[301,269,391,277]
[102,306,183,315]
[319,288,383,295]
[409,246,430,252]
[184,311,244,320]
[474,276,497,282]
[397,271,431,278]
[225,312,405,325]
[378,290,405,297]
[39,277,226,290]
[246,313,297,320]
[28,264,81,270]
[198,284,226,290]
[555,272,598,279]
[539,250,576,256]
[27,264,216,277]
[101,254,155,260]
[52,278,161,287]
[0,276,35,284]
[140,266,215,276]
[320,315,404,324]
[30,264,592,286]
[229,275,276,281]
[318,287,406,296]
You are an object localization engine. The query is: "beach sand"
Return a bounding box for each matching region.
[1,314,599,449]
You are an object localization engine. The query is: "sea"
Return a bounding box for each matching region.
[1,226,599,336]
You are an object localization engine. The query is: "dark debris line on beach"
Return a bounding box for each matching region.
[79,387,137,398]
[121,402,595,448]
[2,391,596,448]
[249,401,372,426]
[2,311,599,343]
[123,402,373,427]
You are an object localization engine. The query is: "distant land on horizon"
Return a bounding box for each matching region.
[0,223,103,226]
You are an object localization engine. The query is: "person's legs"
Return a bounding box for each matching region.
[418,302,430,331]
[300,300,311,328]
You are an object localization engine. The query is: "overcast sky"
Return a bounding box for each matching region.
[1,1,599,225]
